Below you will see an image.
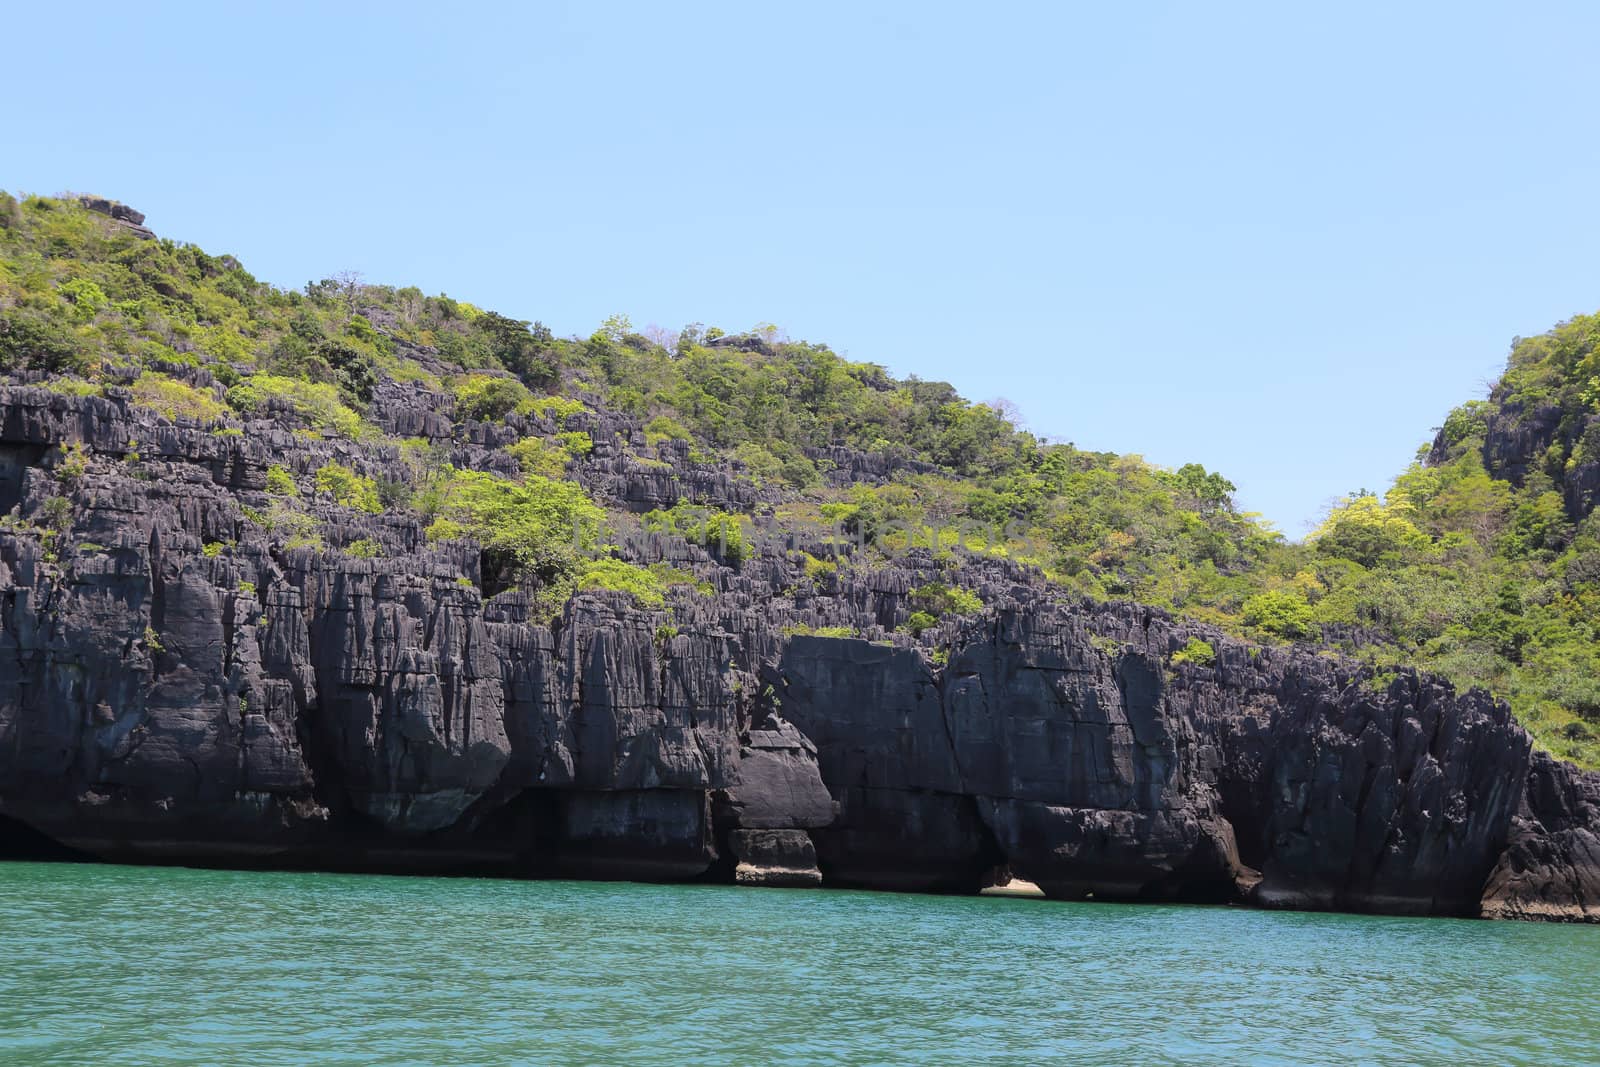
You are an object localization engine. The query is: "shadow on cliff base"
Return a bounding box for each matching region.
[0,813,96,864]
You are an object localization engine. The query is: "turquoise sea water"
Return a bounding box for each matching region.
[0,862,1596,1066]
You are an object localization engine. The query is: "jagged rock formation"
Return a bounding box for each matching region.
[76,197,156,241]
[0,381,1595,920]
[0,196,1596,919]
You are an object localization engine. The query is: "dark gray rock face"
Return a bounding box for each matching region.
[0,384,1595,921]
[1481,755,1600,921]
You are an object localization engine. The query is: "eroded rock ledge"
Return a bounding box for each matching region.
[0,386,1596,921]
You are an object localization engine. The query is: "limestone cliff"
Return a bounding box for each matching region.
[0,381,1593,920]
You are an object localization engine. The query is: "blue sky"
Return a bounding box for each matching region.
[8,1,1600,534]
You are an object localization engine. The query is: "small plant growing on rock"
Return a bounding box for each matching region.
[911,583,984,618]
[781,623,856,639]
[55,442,89,484]
[1171,637,1216,668]
[314,462,382,514]
[129,372,228,423]
[226,374,366,438]
[557,430,594,458]
[577,558,667,607]
[265,465,298,497]
[801,552,837,579]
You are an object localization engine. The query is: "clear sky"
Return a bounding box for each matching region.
[8,1,1600,535]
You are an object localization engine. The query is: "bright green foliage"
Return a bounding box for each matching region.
[781,624,857,639]
[314,462,381,513]
[576,558,667,607]
[911,583,984,618]
[1171,637,1217,667]
[645,415,692,446]
[643,500,749,565]
[7,192,1600,767]
[55,442,88,482]
[265,502,321,550]
[1311,495,1431,568]
[1290,314,1600,767]
[265,464,298,497]
[557,430,593,458]
[1242,590,1318,641]
[903,610,939,636]
[453,374,531,422]
[227,375,364,437]
[43,378,100,397]
[345,538,381,558]
[129,373,228,423]
[522,395,587,422]
[800,552,837,579]
[423,467,606,590]
[505,436,569,479]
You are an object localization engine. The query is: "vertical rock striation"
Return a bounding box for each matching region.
[0,386,1594,921]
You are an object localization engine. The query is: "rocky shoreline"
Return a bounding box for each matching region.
[0,379,1595,922]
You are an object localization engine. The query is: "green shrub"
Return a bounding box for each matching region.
[265,503,322,549]
[345,537,381,558]
[557,430,594,458]
[1242,590,1318,641]
[265,464,298,497]
[129,373,228,423]
[801,552,837,578]
[1171,637,1217,667]
[423,467,606,587]
[911,582,985,618]
[506,436,568,479]
[227,374,365,437]
[646,561,711,594]
[43,378,100,398]
[576,558,666,607]
[781,455,821,488]
[1311,496,1430,568]
[645,414,692,446]
[903,610,939,636]
[453,373,530,421]
[55,443,89,483]
[314,462,382,513]
[522,395,587,422]
[643,501,748,565]
[781,624,856,639]
[0,307,90,374]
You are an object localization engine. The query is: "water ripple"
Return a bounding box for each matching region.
[0,862,1596,1065]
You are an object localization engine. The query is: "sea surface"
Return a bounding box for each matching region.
[0,861,1596,1066]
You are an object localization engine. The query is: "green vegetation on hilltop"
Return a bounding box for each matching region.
[2,191,1598,766]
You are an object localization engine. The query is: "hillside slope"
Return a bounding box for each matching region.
[0,192,1595,920]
